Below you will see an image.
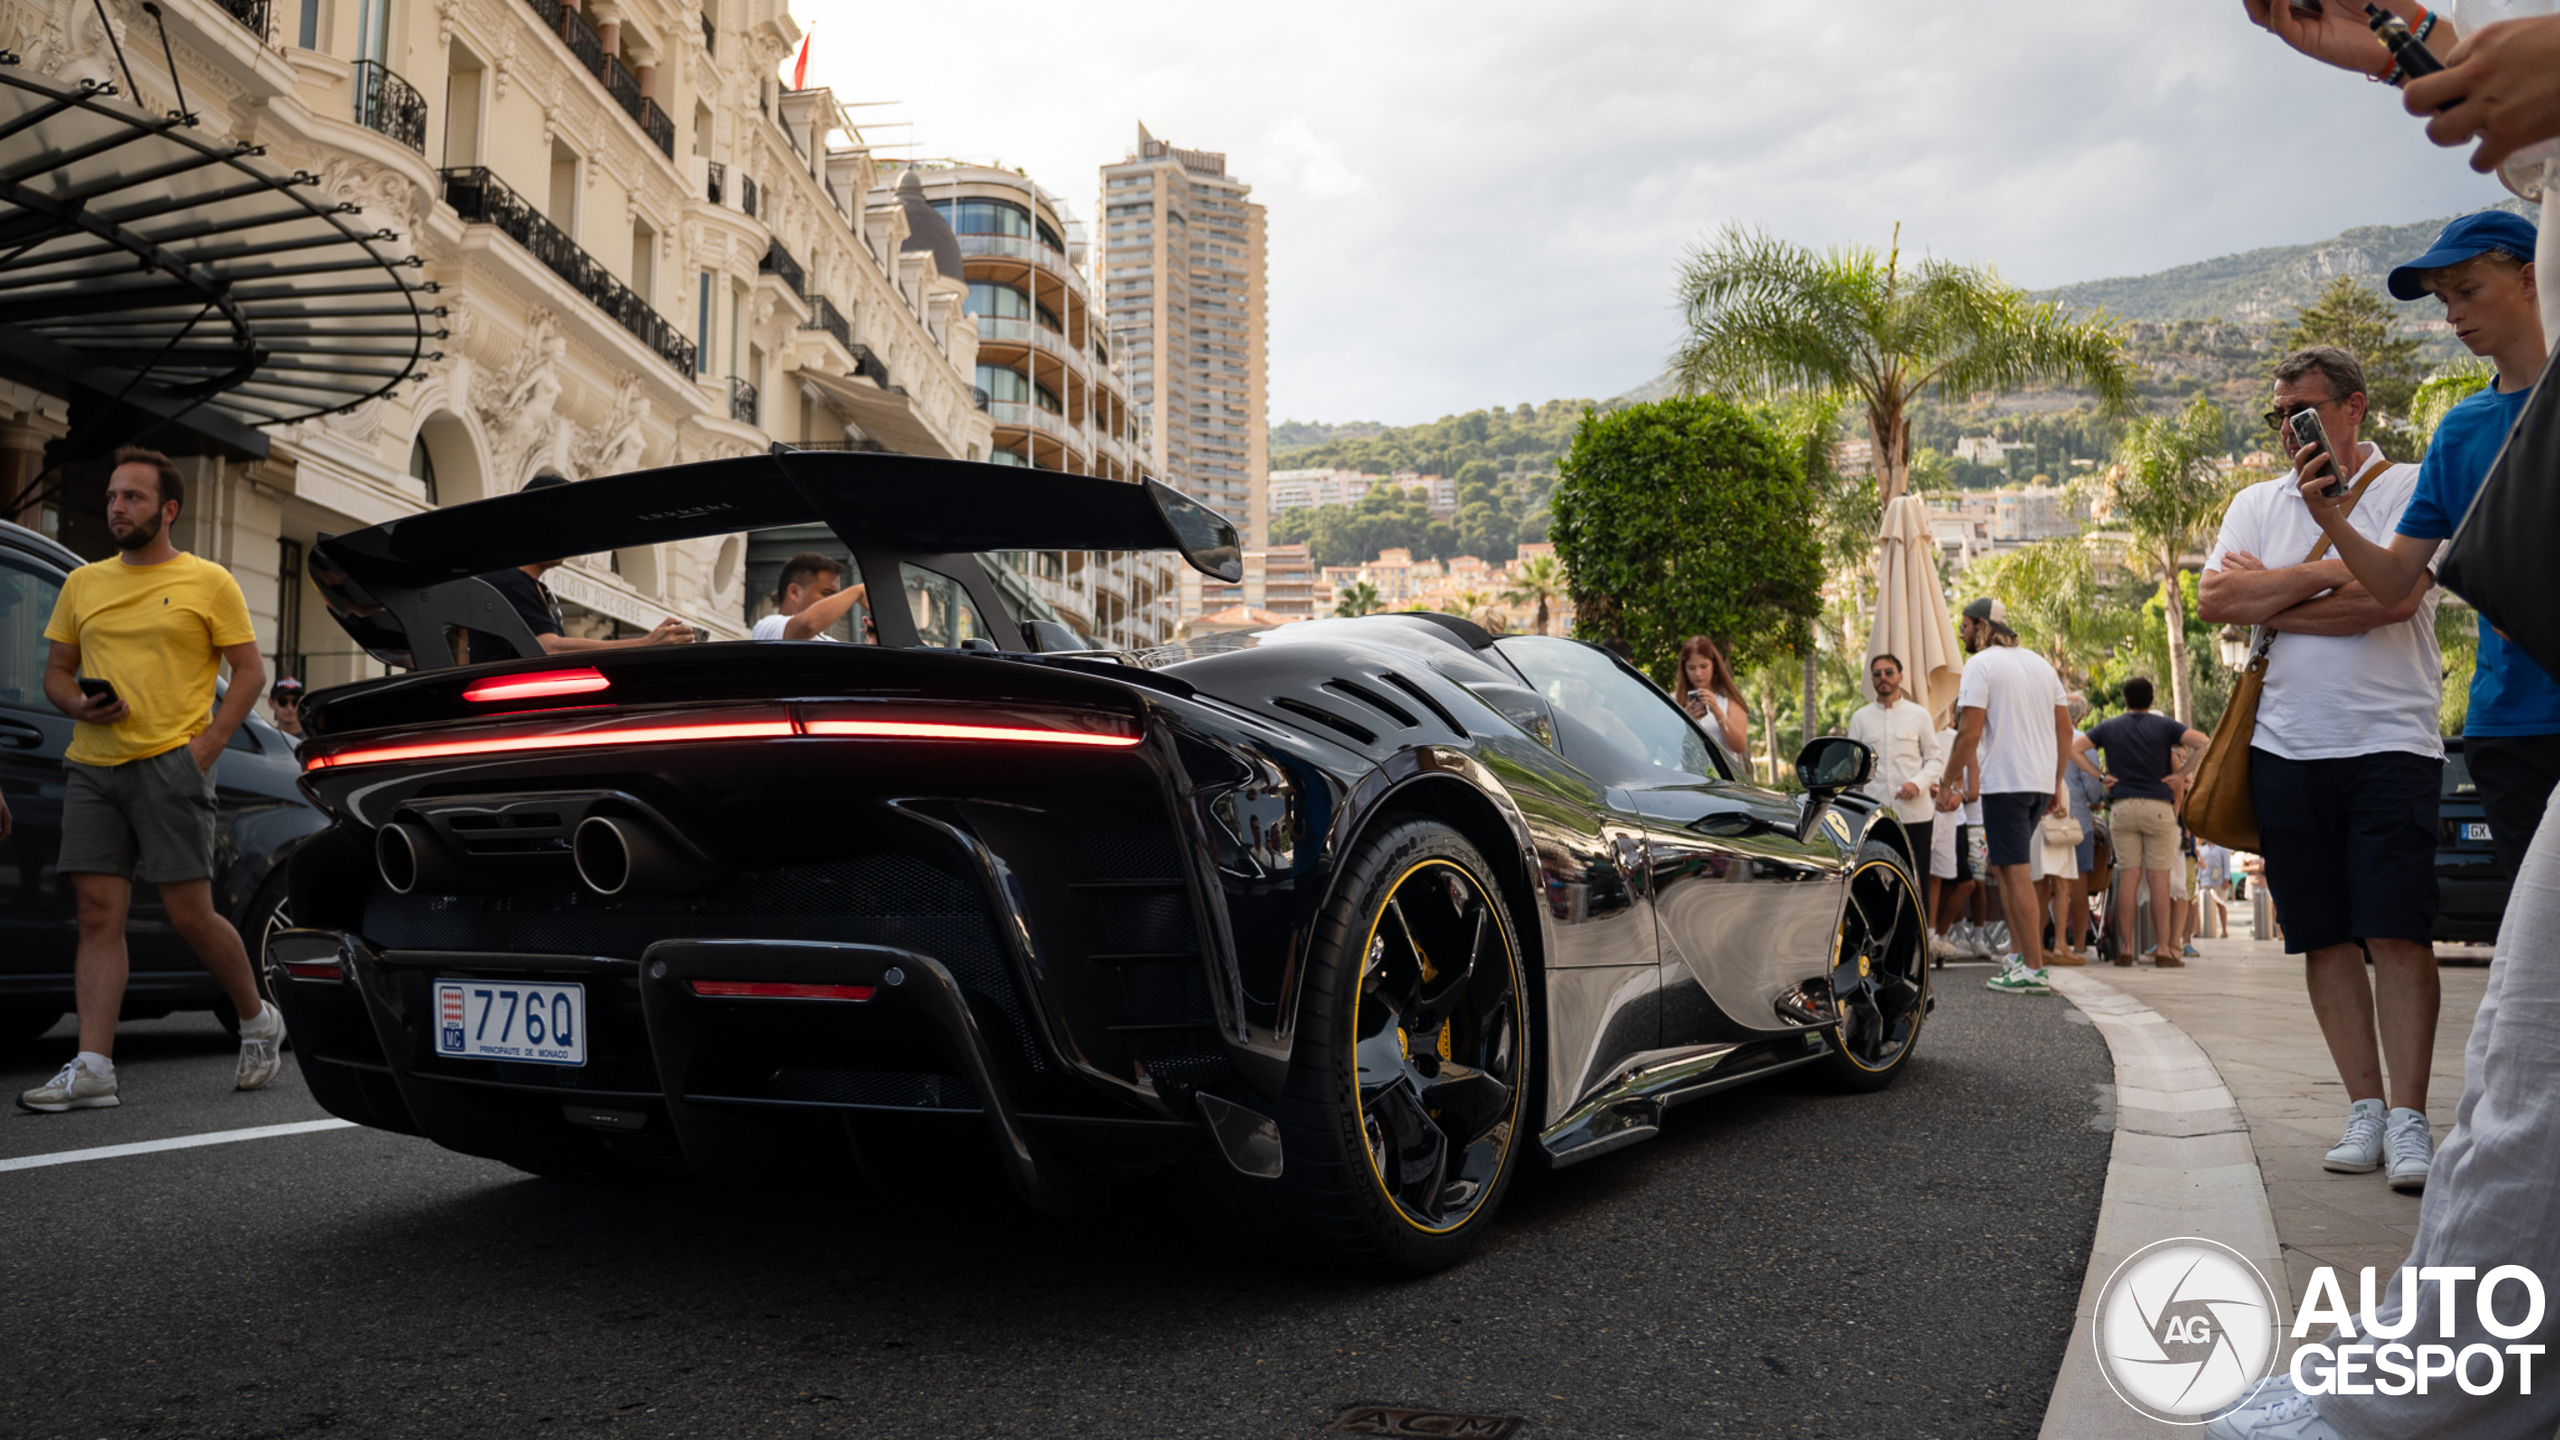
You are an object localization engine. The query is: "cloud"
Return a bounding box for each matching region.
[801,0,2511,425]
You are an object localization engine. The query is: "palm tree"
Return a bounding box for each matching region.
[1674,225,2135,508]
[1333,580,1382,618]
[2088,396,2246,725]
[1501,554,1566,635]
[1965,533,2129,687]
[1449,588,1494,618]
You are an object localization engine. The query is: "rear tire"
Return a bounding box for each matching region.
[213,873,291,1041]
[1819,840,1931,1093]
[1230,818,1532,1274]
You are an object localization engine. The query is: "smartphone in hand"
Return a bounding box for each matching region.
[75,676,120,711]
[2285,407,2345,498]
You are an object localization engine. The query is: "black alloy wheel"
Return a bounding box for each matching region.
[1821,839,1930,1091]
[1242,818,1530,1273]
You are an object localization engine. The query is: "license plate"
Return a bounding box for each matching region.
[433,980,585,1066]
[2465,822,2493,842]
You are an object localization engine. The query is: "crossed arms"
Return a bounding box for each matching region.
[2196,551,2432,636]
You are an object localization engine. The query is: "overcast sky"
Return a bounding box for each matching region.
[800,0,2512,428]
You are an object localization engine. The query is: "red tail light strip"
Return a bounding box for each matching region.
[462,668,611,702]
[307,720,797,769]
[307,712,1140,769]
[282,961,346,981]
[688,980,877,1002]
[799,718,1141,747]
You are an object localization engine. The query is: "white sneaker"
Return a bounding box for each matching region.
[18,1059,119,1113]
[236,1001,286,1091]
[2203,1393,2342,1439]
[1985,956,2051,996]
[2386,1108,2432,1193]
[2323,1100,2386,1174]
[1928,932,1965,963]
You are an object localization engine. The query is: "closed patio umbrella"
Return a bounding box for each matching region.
[1866,495,1963,723]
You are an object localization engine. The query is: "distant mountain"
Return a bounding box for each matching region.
[2037,199,2532,324]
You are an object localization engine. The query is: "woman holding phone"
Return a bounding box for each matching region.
[1675,634,1750,757]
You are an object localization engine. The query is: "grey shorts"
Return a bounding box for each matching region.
[61,746,218,884]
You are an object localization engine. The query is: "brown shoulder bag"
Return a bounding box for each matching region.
[2178,462,2382,851]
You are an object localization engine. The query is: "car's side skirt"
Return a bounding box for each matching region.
[1537,1035,1832,1168]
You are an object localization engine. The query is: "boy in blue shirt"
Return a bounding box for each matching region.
[2299,209,2559,885]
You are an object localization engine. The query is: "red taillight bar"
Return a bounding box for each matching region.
[307,712,1140,769]
[282,960,345,981]
[307,720,797,769]
[799,718,1140,747]
[688,980,877,1002]
[463,667,611,703]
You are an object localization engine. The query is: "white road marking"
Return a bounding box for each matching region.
[0,1118,356,1173]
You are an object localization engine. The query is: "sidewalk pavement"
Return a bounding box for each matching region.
[2034,937,2492,1437]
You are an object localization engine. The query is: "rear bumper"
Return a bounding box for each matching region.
[266,928,1198,1207]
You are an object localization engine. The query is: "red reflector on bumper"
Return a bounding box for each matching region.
[462,668,611,703]
[687,980,877,1002]
[283,961,345,981]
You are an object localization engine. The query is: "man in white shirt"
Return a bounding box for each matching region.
[750,553,871,642]
[1940,597,2073,994]
[2197,345,2444,1197]
[1847,653,1944,899]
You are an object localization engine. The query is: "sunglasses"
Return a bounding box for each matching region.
[2263,394,2346,435]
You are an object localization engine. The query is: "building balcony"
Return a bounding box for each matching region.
[352,60,428,154]
[957,232,1072,274]
[800,293,851,350]
[988,400,1063,438]
[760,237,805,297]
[214,0,269,38]
[517,0,676,158]
[440,167,694,374]
[703,158,725,205]
[741,173,759,218]
[729,376,758,425]
[850,343,891,390]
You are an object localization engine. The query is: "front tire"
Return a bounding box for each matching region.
[1820,839,1930,1092]
[1253,818,1532,1274]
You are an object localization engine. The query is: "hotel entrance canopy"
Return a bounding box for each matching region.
[0,59,442,466]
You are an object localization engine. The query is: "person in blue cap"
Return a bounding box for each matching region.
[2296,209,2557,891]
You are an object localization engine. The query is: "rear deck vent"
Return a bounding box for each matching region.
[1378,671,1466,736]
[1323,679,1418,729]
[1271,696,1376,745]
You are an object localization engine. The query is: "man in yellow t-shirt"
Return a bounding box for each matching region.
[19,447,285,1114]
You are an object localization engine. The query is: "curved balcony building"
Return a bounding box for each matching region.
[895,162,1173,648]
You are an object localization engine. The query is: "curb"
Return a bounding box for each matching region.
[2037,970,2287,1439]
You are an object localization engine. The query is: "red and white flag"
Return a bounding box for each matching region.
[790,29,812,90]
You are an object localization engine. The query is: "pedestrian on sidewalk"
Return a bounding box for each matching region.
[267,676,304,751]
[2197,346,2445,1195]
[2215,14,2560,1437]
[1928,708,1988,965]
[20,448,286,1114]
[1848,652,1943,904]
[2048,693,2108,961]
[1675,634,1750,758]
[2077,676,2209,966]
[1940,597,2073,995]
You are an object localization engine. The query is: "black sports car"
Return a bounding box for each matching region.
[268,454,1930,1272]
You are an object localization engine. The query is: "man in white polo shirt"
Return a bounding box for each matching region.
[2197,345,2444,1196]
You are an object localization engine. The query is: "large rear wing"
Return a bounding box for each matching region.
[310,451,1243,669]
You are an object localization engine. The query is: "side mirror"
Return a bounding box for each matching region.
[1795,736,1872,797]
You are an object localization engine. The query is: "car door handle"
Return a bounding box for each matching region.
[0,717,42,749]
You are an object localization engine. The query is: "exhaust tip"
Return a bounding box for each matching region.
[377,822,425,894]
[573,815,635,896]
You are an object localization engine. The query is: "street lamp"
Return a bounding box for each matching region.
[2217,624,2251,670]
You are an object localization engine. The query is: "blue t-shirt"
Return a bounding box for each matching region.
[2398,380,2560,737]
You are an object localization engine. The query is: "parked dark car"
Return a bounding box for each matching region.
[264,454,1931,1273]
[0,518,325,1043]
[2437,737,2509,944]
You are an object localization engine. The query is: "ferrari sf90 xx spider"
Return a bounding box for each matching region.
[266,453,1929,1273]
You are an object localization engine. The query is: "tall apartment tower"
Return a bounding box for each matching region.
[1099,124,1269,546]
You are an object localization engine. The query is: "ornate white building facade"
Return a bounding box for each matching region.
[0,0,1099,687]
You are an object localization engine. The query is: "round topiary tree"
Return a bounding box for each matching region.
[1549,395,1824,694]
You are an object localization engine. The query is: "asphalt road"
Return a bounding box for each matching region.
[0,970,2111,1440]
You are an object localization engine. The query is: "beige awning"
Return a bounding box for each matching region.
[798,367,955,459]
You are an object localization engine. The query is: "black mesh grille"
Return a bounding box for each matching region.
[1100,892,1196,955]
[768,1068,980,1109]
[364,853,1045,1073]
